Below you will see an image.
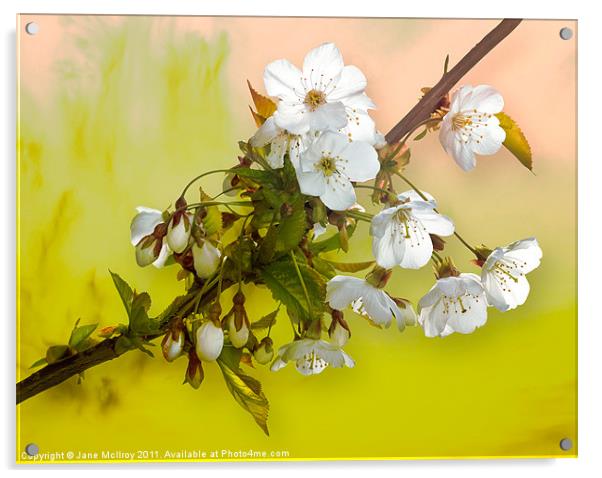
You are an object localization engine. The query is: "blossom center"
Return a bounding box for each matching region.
[304,89,327,111]
[452,113,472,131]
[315,156,338,177]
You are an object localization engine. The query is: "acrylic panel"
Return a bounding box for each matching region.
[16,15,577,463]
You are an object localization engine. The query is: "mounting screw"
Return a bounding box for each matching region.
[25,443,39,456]
[559,27,573,40]
[559,438,573,451]
[25,22,39,36]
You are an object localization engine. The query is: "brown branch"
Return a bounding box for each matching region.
[16,281,227,404]
[17,337,123,404]
[385,18,522,144]
[16,19,522,405]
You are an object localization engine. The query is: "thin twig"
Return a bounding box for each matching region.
[385,19,522,143]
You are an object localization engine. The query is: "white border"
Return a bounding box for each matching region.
[2,1,600,476]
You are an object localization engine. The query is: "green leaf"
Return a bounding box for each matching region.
[413,128,428,141]
[217,355,270,436]
[30,357,48,369]
[110,271,134,316]
[114,335,134,355]
[261,256,326,322]
[129,292,161,335]
[275,199,308,253]
[310,256,336,280]
[325,259,375,273]
[68,319,98,350]
[496,112,533,171]
[155,292,195,326]
[203,202,223,237]
[251,309,279,330]
[231,167,277,185]
[257,225,278,264]
[45,345,72,364]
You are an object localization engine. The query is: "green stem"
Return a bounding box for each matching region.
[185,200,253,210]
[345,209,374,222]
[354,184,397,199]
[237,215,252,290]
[290,250,312,320]
[180,169,234,197]
[400,117,442,146]
[211,187,238,200]
[452,232,478,256]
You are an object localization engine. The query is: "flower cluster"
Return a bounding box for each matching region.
[123,42,539,432]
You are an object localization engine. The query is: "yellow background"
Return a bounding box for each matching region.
[17,16,577,461]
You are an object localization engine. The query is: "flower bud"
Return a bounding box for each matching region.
[329,321,350,347]
[227,313,249,349]
[365,266,392,289]
[135,235,161,267]
[184,351,204,389]
[192,240,221,279]
[328,310,351,347]
[435,256,460,279]
[161,329,185,362]
[253,337,274,365]
[195,321,224,362]
[167,212,192,253]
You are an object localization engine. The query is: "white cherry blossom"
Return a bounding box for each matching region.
[370,190,454,270]
[250,116,310,168]
[326,275,416,331]
[264,42,377,142]
[296,131,379,211]
[270,338,354,376]
[439,85,506,171]
[418,273,487,337]
[481,238,542,312]
[130,207,170,268]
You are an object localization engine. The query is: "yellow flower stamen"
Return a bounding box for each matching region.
[304,89,327,111]
[315,156,338,177]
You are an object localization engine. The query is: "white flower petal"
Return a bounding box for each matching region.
[463,85,504,114]
[320,175,356,211]
[326,275,366,310]
[341,92,376,110]
[370,206,399,238]
[152,243,171,269]
[338,140,379,182]
[274,103,310,135]
[371,213,406,269]
[409,204,455,237]
[502,237,543,273]
[264,59,304,101]
[250,116,280,147]
[419,301,448,338]
[302,43,344,88]
[296,169,327,197]
[308,101,347,131]
[328,65,367,101]
[397,216,433,269]
[339,109,377,144]
[360,288,399,328]
[130,207,163,245]
[444,294,488,335]
[471,116,506,156]
[270,357,288,372]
